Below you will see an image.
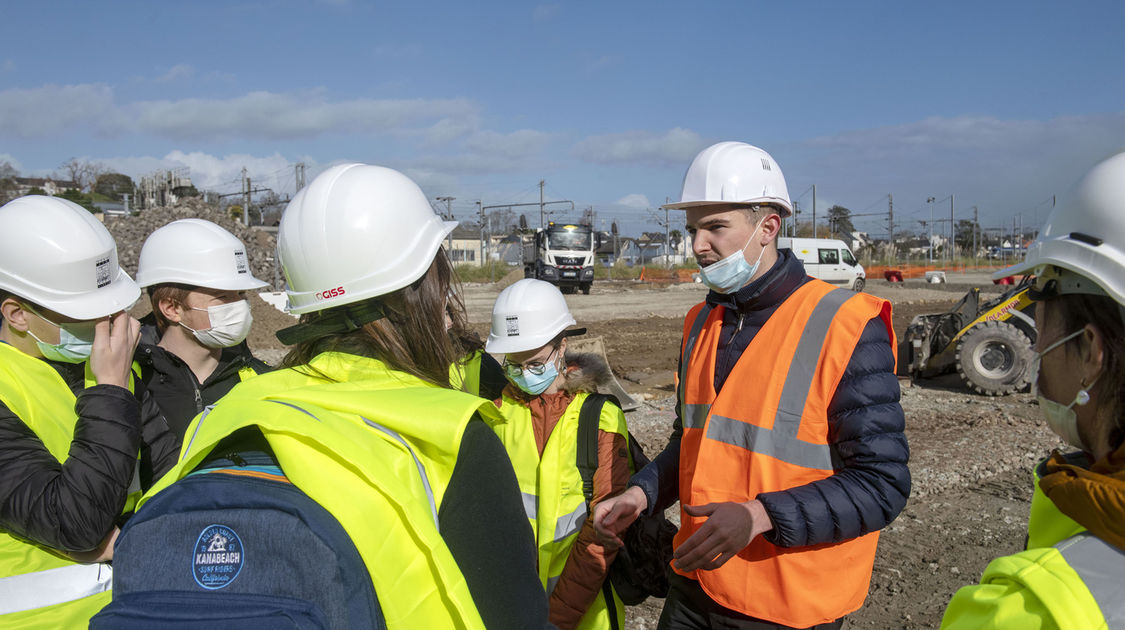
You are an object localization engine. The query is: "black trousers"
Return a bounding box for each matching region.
[658,573,845,630]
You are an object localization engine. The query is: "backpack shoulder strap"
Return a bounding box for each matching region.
[576,393,621,506]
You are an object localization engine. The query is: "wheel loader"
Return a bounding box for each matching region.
[898,276,1036,395]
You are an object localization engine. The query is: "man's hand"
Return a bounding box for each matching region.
[672,499,772,572]
[592,486,648,550]
[90,312,140,389]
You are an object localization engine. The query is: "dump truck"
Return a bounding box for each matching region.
[899,276,1037,395]
[522,222,597,294]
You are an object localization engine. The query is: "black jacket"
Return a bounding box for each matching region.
[632,249,911,547]
[135,320,272,439]
[0,351,180,552]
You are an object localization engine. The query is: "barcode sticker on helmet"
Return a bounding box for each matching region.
[95,257,111,288]
[761,158,771,171]
[234,250,248,274]
[505,315,519,336]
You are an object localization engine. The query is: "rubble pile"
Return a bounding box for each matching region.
[103,199,281,289]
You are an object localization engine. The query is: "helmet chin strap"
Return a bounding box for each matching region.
[276,299,387,345]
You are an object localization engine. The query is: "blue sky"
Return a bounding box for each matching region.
[2,1,1124,238]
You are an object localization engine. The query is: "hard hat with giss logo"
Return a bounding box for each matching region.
[664,141,793,217]
[0,195,139,319]
[277,163,456,315]
[137,219,268,291]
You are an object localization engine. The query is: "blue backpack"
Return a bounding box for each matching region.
[91,460,385,629]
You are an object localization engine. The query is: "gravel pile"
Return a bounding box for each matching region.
[103,199,281,289]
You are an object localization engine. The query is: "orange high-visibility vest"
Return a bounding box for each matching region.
[674,280,893,627]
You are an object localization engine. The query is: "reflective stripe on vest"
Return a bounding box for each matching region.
[492,389,629,628]
[1056,534,1125,627]
[674,280,893,627]
[679,288,853,469]
[140,352,496,629]
[0,562,112,615]
[0,343,141,625]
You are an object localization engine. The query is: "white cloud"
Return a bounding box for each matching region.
[0,84,122,138]
[132,91,479,141]
[573,127,708,167]
[0,84,480,142]
[464,129,552,158]
[154,64,196,83]
[98,151,296,193]
[615,193,651,209]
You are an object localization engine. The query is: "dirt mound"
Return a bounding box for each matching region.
[104,199,279,289]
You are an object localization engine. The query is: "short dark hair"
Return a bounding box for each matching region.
[148,284,194,333]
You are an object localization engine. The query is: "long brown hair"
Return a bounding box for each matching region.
[1044,293,1125,451]
[280,249,460,387]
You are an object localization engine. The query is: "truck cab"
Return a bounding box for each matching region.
[778,237,866,292]
[523,223,596,294]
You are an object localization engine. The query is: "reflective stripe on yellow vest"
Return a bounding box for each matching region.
[140,351,501,630]
[492,390,628,629]
[675,281,893,627]
[0,342,127,627]
[450,350,483,397]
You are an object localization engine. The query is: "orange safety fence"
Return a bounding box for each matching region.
[864,264,1003,281]
[638,267,695,283]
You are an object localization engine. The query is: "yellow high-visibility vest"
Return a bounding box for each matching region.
[450,350,483,396]
[0,342,144,628]
[143,351,504,629]
[492,389,629,629]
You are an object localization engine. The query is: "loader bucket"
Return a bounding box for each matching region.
[567,335,641,411]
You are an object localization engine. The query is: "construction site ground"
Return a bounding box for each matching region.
[226,270,1056,629]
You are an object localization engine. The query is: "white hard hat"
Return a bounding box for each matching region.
[485,279,581,354]
[0,195,139,319]
[664,141,793,217]
[995,150,1125,305]
[278,163,456,314]
[136,219,268,291]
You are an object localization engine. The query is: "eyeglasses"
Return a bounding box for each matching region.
[502,345,560,379]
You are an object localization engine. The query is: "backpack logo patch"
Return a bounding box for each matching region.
[192,524,244,589]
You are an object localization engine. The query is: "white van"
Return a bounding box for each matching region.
[778,237,866,292]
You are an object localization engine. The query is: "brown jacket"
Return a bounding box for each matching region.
[497,353,631,630]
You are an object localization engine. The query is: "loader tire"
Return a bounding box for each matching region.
[955,321,1033,396]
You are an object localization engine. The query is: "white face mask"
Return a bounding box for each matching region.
[1031,329,1093,451]
[697,216,767,294]
[179,299,253,349]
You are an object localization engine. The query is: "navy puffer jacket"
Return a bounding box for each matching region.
[632,248,910,547]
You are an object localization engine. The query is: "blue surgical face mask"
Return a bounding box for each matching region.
[698,216,767,294]
[25,310,97,363]
[510,360,560,395]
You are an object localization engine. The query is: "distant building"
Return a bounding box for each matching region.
[13,177,79,197]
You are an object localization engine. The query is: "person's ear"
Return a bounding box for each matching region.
[1082,323,1106,386]
[760,213,782,244]
[158,297,184,324]
[1,298,31,333]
